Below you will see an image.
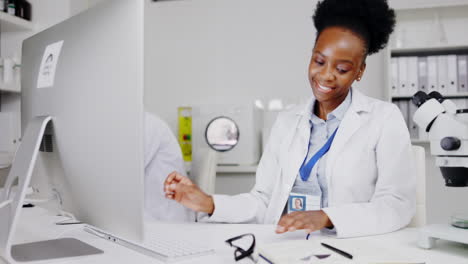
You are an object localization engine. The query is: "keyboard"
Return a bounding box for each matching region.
[84,225,215,263]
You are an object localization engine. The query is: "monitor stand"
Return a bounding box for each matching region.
[0,116,103,263]
[418,224,468,249]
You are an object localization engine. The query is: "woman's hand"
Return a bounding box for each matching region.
[275,210,333,234]
[164,171,215,214]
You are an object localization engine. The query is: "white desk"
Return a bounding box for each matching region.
[5,206,468,264]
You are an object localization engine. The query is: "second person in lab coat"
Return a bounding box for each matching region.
[164,0,416,238]
[144,112,195,222]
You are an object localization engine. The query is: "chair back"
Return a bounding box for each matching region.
[191,147,218,194]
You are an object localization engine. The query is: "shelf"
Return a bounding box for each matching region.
[0,86,20,93]
[0,11,34,32]
[392,94,468,100]
[391,45,468,57]
[217,164,257,173]
[390,0,468,11]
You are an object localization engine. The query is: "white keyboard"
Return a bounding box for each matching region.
[84,225,215,263]
[142,232,215,262]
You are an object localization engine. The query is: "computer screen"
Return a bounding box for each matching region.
[21,0,145,241]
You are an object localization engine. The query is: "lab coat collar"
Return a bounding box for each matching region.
[309,89,352,124]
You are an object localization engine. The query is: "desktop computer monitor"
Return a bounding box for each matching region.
[21,0,144,242]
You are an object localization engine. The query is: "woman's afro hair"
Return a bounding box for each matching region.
[312,0,396,55]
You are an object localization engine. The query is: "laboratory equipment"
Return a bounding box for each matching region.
[411,91,468,248]
[192,104,261,166]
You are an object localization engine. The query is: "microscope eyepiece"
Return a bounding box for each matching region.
[428,91,445,103]
[412,91,430,108]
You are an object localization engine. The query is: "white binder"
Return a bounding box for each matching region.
[408,100,419,139]
[452,99,465,110]
[417,56,428,93]
[407,56,418,96]
[458,55,468,93]
[398,57,408,96]
[391,57,399,96]
[447,55,458,95]
[458,98,467,109]
[427,56,438,93]
[437,55,448,95]
[395,100,409,128]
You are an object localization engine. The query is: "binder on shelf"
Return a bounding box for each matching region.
[427,56,438,93]
[458,55,468,93]
[394,100,409,129]
[397,57,408,96]
[451,99,460,110]
[391,57,399,96]
[437,55,448,95]
[417,56,428,93]
[457,98,467,109]
[407,56,418,96]
[452,99,466,110]
[408,100,419,139]
[447,55,458,95]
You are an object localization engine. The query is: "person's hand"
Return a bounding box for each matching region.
[275,210,333,234]
[164,171,215,214]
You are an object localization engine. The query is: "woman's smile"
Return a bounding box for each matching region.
[314,81,335,94]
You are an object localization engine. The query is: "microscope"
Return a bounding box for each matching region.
[411,91,468,249]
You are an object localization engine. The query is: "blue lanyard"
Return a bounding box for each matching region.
[299,127,338,182]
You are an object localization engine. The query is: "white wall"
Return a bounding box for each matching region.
[144,0,386,132]
[144,0,314,131]
[82,0,106,11]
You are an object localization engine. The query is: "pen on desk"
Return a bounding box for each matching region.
[321,242,353,259]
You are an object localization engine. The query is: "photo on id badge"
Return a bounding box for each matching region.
[289,195,306,211]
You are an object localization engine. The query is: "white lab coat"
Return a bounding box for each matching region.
[201,88,416,238]
[144,112,195,222]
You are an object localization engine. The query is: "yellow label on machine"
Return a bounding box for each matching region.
[178,107,192,162]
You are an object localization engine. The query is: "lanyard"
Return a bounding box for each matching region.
[299,127,338,182]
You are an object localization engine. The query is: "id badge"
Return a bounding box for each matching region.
[287,192,321,214]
